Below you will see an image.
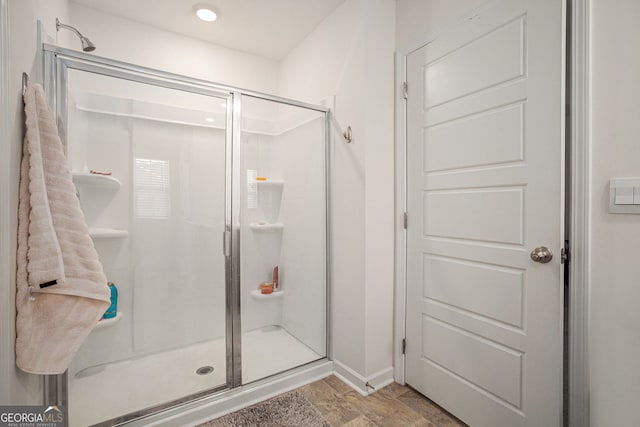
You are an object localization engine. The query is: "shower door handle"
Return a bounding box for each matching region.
[223,229,231,257]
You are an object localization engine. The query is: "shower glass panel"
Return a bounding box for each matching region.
[63,69,229,426]
[240,95,327,384]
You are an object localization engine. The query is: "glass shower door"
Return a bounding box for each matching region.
[63,68,230,426]
[239,95,327,383]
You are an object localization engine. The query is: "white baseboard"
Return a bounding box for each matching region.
[333,361,368,396]
[367,366,395,392]
[333,360,395,396]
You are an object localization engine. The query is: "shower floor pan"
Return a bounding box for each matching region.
[69,325,322,426]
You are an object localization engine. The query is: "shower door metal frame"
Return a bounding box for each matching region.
[42,44,331,426]
[44,47,237,425]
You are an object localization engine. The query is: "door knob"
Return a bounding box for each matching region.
[530,246,553,263]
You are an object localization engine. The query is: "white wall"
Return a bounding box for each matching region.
[279,0,396,386]
[1,0,73,405]
[395,0,492,52]
[69,3,279,94]
[589,1,640,425]
[279,0,366,377]
[362,0,396,379]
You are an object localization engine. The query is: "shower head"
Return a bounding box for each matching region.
[56,18,96,52]
[79,35,96,52]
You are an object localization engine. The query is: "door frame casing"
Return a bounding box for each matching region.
[567,0,590,426]
[393,1,590,426]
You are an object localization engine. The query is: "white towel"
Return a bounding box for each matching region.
[16,83,110,375]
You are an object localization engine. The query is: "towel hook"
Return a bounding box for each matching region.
[22,72,29,96]
[343,125,353,143]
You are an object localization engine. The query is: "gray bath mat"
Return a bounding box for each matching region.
[198,390,330,427]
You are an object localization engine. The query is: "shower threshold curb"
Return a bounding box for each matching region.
[124,360,333,427]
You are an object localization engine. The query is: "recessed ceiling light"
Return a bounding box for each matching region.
[205,117,215,122]
[195,5,218,22]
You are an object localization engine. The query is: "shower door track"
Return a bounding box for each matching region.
[42,44,332,427]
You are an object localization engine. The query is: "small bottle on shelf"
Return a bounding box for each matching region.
[273,265,279,292]
[260,283,273,294]
[103,282,118,319]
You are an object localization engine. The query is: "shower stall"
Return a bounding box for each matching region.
[43,45,330,426]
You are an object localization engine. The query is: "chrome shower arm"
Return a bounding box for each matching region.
[55,17,96,52]
[56,18,82,38]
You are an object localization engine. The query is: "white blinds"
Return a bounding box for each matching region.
[134,158,170,219]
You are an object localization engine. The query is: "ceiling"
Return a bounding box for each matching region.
[70,0,346,60]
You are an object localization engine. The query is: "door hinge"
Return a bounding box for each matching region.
[402,82,408,100]
[561,240,570,264]
[402,338,406,355]
[403,212,408,229]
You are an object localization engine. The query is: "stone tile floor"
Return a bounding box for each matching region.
[299,376,467,427]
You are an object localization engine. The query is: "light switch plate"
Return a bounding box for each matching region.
[610,178,640,214]
[615,187,634,205]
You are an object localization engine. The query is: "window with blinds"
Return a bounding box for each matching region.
[134,158,170,219]
[247,169,258,209]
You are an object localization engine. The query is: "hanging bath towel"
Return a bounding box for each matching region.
[16,82,110,375]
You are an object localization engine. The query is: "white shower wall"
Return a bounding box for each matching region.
[241,131,284,332]
[278,118,327,355]
[66,76,228,373]
[68,105,135,371]
[240,106,327,357]
[130,120,226,353]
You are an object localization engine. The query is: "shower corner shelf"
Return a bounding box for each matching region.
[89,228,129,239]
[95,312,123,329]
[256,179,284,188]
[249,222,284,231]
[250,290,285,300]
[72,172,122,189]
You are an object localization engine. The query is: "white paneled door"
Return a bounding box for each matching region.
[405,0,565,426]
